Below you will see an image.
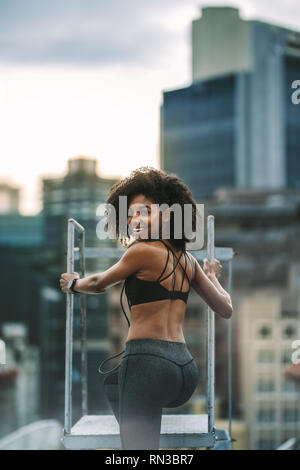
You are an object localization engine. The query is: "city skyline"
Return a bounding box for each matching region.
[1,2,300,450]
[1,0,300,215]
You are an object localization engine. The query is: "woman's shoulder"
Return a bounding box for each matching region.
[127,239,161,250]
[124,240,157,256]
[120,241,160,275]
[124,240,165,263]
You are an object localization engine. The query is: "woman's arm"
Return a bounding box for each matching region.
[60,242,146,295]
[190,256,233,319]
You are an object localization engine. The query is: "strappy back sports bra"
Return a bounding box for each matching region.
[124,239,192,307]
[98,239,193,375]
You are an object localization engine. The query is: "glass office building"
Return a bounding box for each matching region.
[160,7,300,200]
[161,76,236,200]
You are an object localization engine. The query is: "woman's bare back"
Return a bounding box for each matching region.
[125,240,195,343]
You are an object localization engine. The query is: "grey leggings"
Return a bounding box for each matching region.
[103,338,200,450]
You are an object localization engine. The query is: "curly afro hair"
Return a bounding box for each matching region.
[105,166,198,250]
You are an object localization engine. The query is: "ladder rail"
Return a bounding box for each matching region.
[78,246,234,261]
[227,258,233,447]
[206,215,215,436]
[64,217,235,450]
[64,219,85,434]
[78,229,88,417]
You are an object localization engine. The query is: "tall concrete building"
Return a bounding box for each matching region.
[160,6,300,199]
[42,156,118,267]
[41,157,120,420]
[206,186,300,449]
[239,291,300,449]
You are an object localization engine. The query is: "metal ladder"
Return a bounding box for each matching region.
[61,216,234,450]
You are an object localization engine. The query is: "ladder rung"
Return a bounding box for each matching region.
[74,246,235,261]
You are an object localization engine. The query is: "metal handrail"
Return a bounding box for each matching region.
[206,215,215,437]
[227,258,233,447]
[206,216,233,446]
[64,218,86,435]
[64,217,234,448]
[78,227,88,417]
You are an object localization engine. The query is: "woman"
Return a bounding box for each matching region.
[60,167,233,450]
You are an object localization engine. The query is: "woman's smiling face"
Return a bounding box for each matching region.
[127,194,162,241]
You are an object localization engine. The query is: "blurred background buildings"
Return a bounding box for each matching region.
[0,157,118,430]
[161,6,300,199]
[0,5,300,450]
[160,6,300,449]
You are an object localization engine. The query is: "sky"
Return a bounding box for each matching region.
[1,0,300,214]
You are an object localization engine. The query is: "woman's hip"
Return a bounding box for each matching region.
[122,337,195,366]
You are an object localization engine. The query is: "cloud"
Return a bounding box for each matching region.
[0,0,192,67]
[1,0,300,68]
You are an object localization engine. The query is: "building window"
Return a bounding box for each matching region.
[50,189,64,202]
[282,408,300,423]
[282,324,296,339]
[257,379,275,393]
[78,187,90,199]
[70,189,79,199]
[256,408,276,423]
[282,380,296,393]
[69,202,81,213]
[256,439,276,450]
[258,325,272,339]
[49,203,65,215]
[257,350,274,363]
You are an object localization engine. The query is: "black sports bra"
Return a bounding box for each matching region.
[123,239,192,309]
[98,239,193,375]
[123,239,192,308]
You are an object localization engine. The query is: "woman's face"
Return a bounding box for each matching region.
[127,194,162,241]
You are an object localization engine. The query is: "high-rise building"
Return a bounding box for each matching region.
[205,187,300,449]
[239,291,300,450]
[42,156,118,267]
[0,213,44,345]
[160,7,300,199]
[41,157,120,420]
